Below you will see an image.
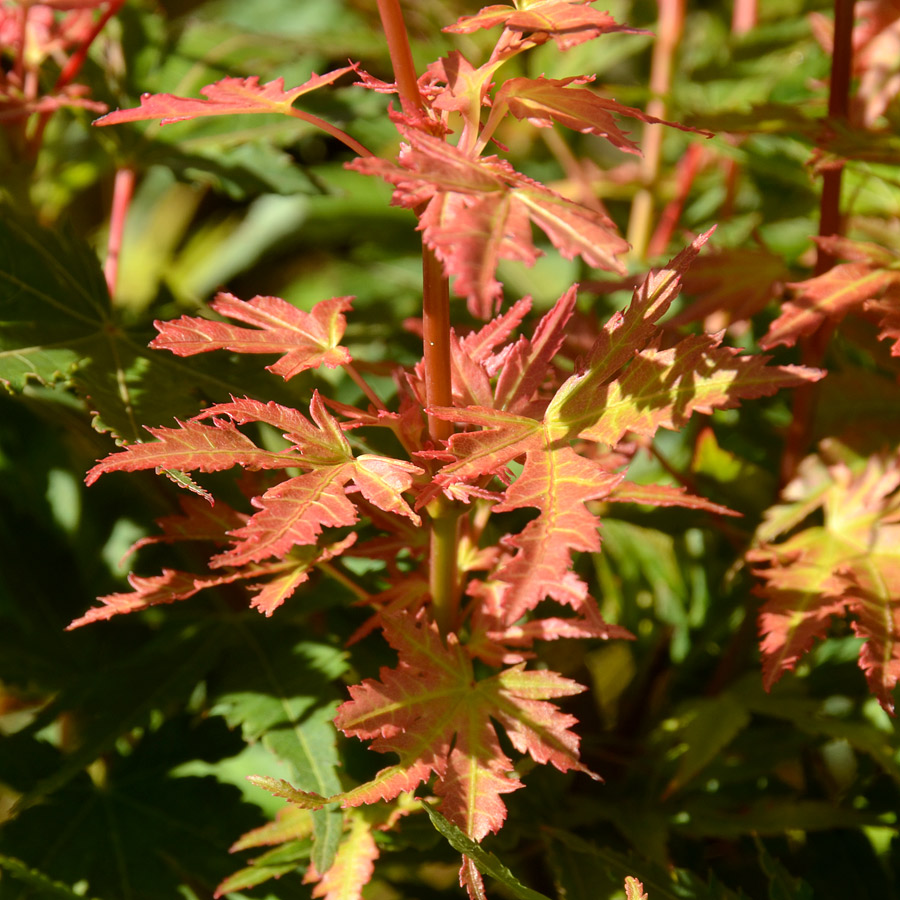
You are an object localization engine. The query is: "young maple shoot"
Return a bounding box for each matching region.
[78,2,827,897]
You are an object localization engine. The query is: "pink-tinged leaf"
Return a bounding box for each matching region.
[334,613,592,840]
[201,399,419,567]
[549,231,713,414]
[430,406,543,483]
[94,70,354,126]
[761,263,900,349]
[494,76,638,153]
[447,329,496,408]
[467,576,632,664]
[492,446,621,622]
[460,295,533,365]
[151,294,352,379]
[869,294,900,357]
[446,1,642,50]
[419,188,540,318]
[248,557,318,616]
[750,450,900,712]
[67,567,248,628]
[352,455,423,525]
[551,333,824,446]
[431,403,622,619]
[493,285,577,413]
[607,481,741,517]
[444,4,519,33]
[815,234,899,267]
[306,814,379,900]
[841,559,900,714]
[624,876,649,900]
[129,494,248,555]
[750,530,852,691]
[85,418,300,485]
[348,128,627,317]
[513,178,629,274]
[229,805,314,852]
[213,468,358,567]
[492,76,709,155]
[196,393,352,465]
[668,246,790,331]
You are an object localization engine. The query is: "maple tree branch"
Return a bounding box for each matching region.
[104,165,135,299]
[375,0,422,116]
[780,0,855,484]
[376,0,459,634]
[428,501,461,637]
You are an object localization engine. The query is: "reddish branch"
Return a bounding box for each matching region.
[781,0,856,484]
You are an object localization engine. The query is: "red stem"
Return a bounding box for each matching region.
[780,0,855,484]
[647,142,704,257]
[104,166,135,299]
[28,0,126,158]
[375,0,458,633]
[731,0,758,35]
[55,0,127,92]
[375,0,422,116]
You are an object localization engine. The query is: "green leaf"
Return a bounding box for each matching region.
[0,855,106,900]
[0,212,305,440]
[421,803,554,900]
[13,621,229,813]
[209,623,347,872]
[663,693,752,798]
[754,838,814,900]
[0,717,261,900]
[542,828,748,900]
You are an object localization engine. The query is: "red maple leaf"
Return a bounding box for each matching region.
[430,235,819,620]
[94,70,355,126]
[333,612,597,841]
[349,126,628,318]
[150,293,352,379]
[760,237,900,349]
[445,1,642,51]
[750,446,900,712]
[484,75,709,156]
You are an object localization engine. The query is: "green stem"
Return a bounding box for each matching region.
[428,499,461,635]
[375,0,460,634]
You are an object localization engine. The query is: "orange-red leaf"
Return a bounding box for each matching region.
[761,263,900,349]
[493,76,708,155]
[151,294,352,379]
[349,127,627,318]
[445,1,640,51]
[333,613,593,841]
[750,449,900,712]
[94,70,354,126]
[85,418,300,485]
